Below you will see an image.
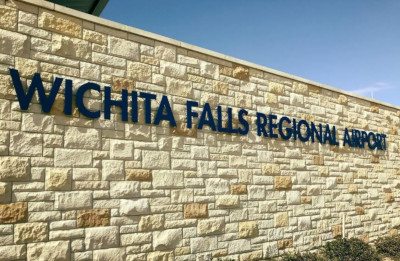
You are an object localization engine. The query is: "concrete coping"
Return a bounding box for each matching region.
[17,0,400,111]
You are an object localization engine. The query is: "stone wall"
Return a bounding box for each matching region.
[0,0,399,260]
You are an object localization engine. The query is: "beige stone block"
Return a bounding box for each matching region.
[370,104,379,113]
[27,240,70,261]
[73,168,100,181]
[385,193,394,203]
[0,245,26,260]
[54,149,92,167]
[274,176,292,190]
[239,221,258,238]
[235,92,252,108]
[313,155,324,165]
[220,66,233,76]
[165,77,192,98]
[55,191,92,210]
[332,225,342,238]
[80,62,100,81]
[155,41,176,62]
[239,250,263,261]
[83,29,106,45]
[293,82,308,94]
[160,60,186,79]
[355,206,365,215]
[0,157,30,182]
[338,94,348,105]
[216,195,239,208]
[265,92,278,104]
[138,214,164,232]
[102,160,124,180]
[52,34,91,60]
[120,198,149,216]
[269,82,285,94]
[38,9,81,37]
[188,74,205,83]
[232,64,249,80]
[9,132,42,156]
[109,36,139,60]
[190,236,218,253]
[301,196,312,204]
[14,222,47,243]
[110,139,134,160]
[274,212,289,227]
[85,226,119,250]
[126,169,152,181]
[142,150,170,169]
[153,228,182,250]
[18,11,37,27]
[0,28,29,57]
[77,209,110,228]
[213,248,228,258]
[199,61,219,79]
[183,203,207,219]
[127,61,152,82]
[110,181,140,198]
[0,202,28,223]
[278,239,293,250]
[147,251,174,261]
[142,55,159,66]
[45,168,72,191]
[348,184,358,194]
[15,57,39,77]
[22,113,54,133]
[113,77,134,92]
[93,248,126,261]
[152,170,183,189]
[92,52,126,68]
[0,5,17,30]
[170,123,197,138]
[262,163,280,175]
[231,184,247,195]
[197,217,224,236]
[0,182,11,203]
[213,81,228,95]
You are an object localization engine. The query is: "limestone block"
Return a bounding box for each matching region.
[55,191,92,210]
[0,5,17,30]
[52,34,91,60]
[199,61,219,79]
[385,193,394,203]
[0,157,30,181]
[274,176,292,190]
[355,206,365,215]
[110,181,140,198]
[153,228,182,250]
[287,191,301,205]
[22,113,54,133]
[216,195,239,208]
[93,248,126,261]
[205,178,229,195]
[83,29,106,44]
[15,57,39,77]
[197,217,224,236]
[165,77,192,97]
[77,209,110,228]
[262,163,280,175]
[54,149,92,167]
[274,212,289,227]
[278,239,293,250]
[228,239,251,254]
[348,184,358,194]
[298,216,311,231]
[0,202,27,223]
[239,221,258,238]
[38,9,81,37]
[27,240,70,261]
[0,182,11,203]
[177,55,199,67]
[265,93,278,104]
[142,151,170,169]
[332,225,342,238]
[155,42,176,62]
[110,139,134,159]
[338,94,348,105]
[102,160,124,180]
[73,168,100,181]
[183,203,208,219]
[14,222,47,243]
[263,242,278,258]
[290,159,306,170]
[147,251,174,261]
[9,132,42,156]
[232,64,249,80]
[290,93,304,106]
[160,60,186,79]
[0,28,29,56]
[269,82,285,94]
[112,77,135,92]
[231,184,247,195]
[109,36,139,60]
[120,198,150,216]
[171,190,193,203]
[126,169,152,181]
[248,185,265,200]
[92,52,126,68]
[45,168,72,191]
[190,236,217,253]
[80,62,100,81]
[0,245,26,260]
[85,226,119,250]
[239,250,263,261]
[64,127,100,150]
[138,214,164,232]
[152,170,183,189]
[293,82,308,94]
[127,61,152,82]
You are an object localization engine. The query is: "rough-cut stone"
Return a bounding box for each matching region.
[213,81,228,95]
[45,168,72,191]
[0,6,17,30]
[385,193,394,203]
[274,212,289,227]
[0,244,26,260]
[73,168,100,181]
[80,62,100,80]
[112,77,135,92]
[269,82,285,94]
[0,28,29,56]
[0,202,27,223]
[54,149,92,167]
[110,140,134,159]
[228,239,251,254]
[77,209,110,228]
[298,216,311,231]
[190,237,217,253]
[52,34,91,60]
[85,226,119,250]
[127,61,152,82]
[231,184,247,195]
[93,248,126,261]
[83,29,107,45]
[38,10,81,37]
[153,228,182,250]
[239,221,258,238]
[155,42,176,62]
[216,195,239,208]
[198,217,224,236]
[0,157,30,181]
[274,176,292,190]
[348,184,358,194]
[265,93,278,104]
[263,242,279,258]
[0,182,11,203]
[22,114,54,133]
[200,61,219,79]
[110,181,140,198]
[332,225,342,238]
[147,251,174,261]
[27,240,70,261]
[165,77,192,97]
[205,178,229,195]
[232,64,249,80]
[15,57,39,77]
[126,169,152,181]
[102,160,124,180]
[184,204,208,219]
[153,170,183,188]
[142,151,170,169]
[262,163,280,175]
[120,199,149,216]
[55,191,92,210]
[65,127,100,150]
[14,222,47,243]
[160,60,186,79]
[9,132,42,156]
[278,239,293,250]
[138,214,164,232]
[109,36,139,60]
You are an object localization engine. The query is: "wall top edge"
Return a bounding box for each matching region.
[16,0,400,112]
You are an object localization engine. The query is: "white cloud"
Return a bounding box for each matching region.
[349,82,393,98]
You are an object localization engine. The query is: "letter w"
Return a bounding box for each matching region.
[9,68,63,112]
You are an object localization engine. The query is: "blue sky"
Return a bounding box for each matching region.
[101,1,400,107]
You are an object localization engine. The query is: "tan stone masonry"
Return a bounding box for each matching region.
[0,0,399,260]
